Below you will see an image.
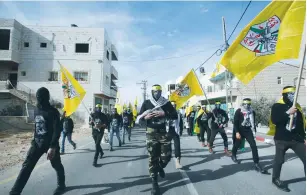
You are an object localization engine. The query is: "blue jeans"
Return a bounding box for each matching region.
[109,127,121,147]
[61,131,76,153]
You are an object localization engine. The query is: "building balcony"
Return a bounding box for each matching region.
[111,44,118,61]
[110,88,117,98]
[111,65,118,80]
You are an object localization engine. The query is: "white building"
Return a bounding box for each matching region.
[0,19,119,121]
[198,62,306,111]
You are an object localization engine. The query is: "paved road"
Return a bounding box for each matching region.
[0,128,305,195]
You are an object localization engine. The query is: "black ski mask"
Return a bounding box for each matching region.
[36,87,50,109]
[282,86,295,106]
[215,101,221,110]
[95,104,102,113]
[152,84,162,100]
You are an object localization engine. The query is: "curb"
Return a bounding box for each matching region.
[226,129,274,145]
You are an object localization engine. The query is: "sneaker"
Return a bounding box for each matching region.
[100,152,104,159]
[73,144,77,150]
[175,157,182,169]
[272,178,290,192]
[224,148,232,157]
[53,185,66,195]
[231,156,240,164]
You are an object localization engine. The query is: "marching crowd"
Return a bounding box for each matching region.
[7,84,306,195]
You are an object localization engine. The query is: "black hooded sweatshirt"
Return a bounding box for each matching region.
[271,97,305,143]
[33,104,61,149]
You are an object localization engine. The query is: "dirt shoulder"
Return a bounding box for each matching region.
[0,124,91,172]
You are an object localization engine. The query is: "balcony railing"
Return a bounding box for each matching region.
[111,66,118,80]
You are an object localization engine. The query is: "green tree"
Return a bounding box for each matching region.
[251,97,276,126]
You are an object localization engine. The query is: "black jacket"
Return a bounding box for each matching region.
[233,108,256,133]
[197,111,210,128]
[90,112,109,133]
[33,105,61,149]
[122,113,133,126]
[271,103,305,142]
[109,113,123,129]
[60,117,74,133]
[139,100,178,130]
[210,108,229,129]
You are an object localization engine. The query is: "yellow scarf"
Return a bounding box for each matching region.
[193,109,204,134]
[267,98,306,136]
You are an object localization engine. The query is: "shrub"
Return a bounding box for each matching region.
[251,96,276,126]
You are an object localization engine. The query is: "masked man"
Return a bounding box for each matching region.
[197,105,211,147]
[208,101,231,156]
[169,101,183,169]
[10,87,65,195]
[122,108,133,143]
[186,107,196,136]
[60,112,76,154]
[89,104,108,167]
[193,105,202,141]
[137,84,178,195]
[109,108,123,151]
[270,86,306,192]
[231,98,267,173]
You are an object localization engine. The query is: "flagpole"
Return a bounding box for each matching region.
[193,69,216,118]
[289,45,306,129]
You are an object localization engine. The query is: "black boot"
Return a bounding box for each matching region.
[272,178,290,192]
[231,155,240,164]
[254,163,267,174]
[53,185,66,195]
[151,177,160,195]
[158,165,165,178]
[100,152,104,159]
[93,158,98,167]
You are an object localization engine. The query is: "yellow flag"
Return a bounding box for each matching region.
[134,97,138,107]
[219,0,306,84]
[169,69,204,109]
[115,91,123,114]
[210,63,222,78]
[60,65,86,117]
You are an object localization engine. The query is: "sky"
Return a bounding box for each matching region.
[0,0,271,104]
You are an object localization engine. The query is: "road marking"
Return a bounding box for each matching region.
[0,140,93,185]
[173,157,199,195]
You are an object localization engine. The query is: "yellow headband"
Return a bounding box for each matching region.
[243,100,252,104]
[282,87,295,93]
[216,102,221,105]
[152,85,162,91]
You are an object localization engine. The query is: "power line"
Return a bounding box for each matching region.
[227,0,252,41]
[196,1,252,71]
[116,45,223,63]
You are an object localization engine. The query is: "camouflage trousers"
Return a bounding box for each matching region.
[146,128,172,178]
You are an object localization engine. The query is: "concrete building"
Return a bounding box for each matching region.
[0,19,119,121]
[198,62,306,112]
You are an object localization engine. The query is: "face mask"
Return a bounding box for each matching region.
[152,90,162,100]
[287,92,295,103]
[243,103,251,110]
[95,108,101,113]
[36,87,50,108]
[216,104,221,109]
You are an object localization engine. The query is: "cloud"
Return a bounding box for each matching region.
[200,7,209,13]
[0,2,221,104]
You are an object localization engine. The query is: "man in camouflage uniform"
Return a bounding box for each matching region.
[137,84,178,195]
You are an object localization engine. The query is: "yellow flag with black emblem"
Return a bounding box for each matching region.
[219,0,306,84]
[60,64,86,117]
[169,69,204,109]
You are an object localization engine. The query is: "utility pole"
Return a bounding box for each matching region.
[136,80,147,103]
[222,17,231,111]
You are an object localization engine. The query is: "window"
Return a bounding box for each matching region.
[24,42,29,48]
[21,71,26,76]
[74,72,88,81]
[207,86,213,93]
[75,43,89,53]
[40,42,47,48]
[106,50,110,60]
[277,77,282,85]
[105,75,109,85]
[0,29,10,50]
[48,71,58,81]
